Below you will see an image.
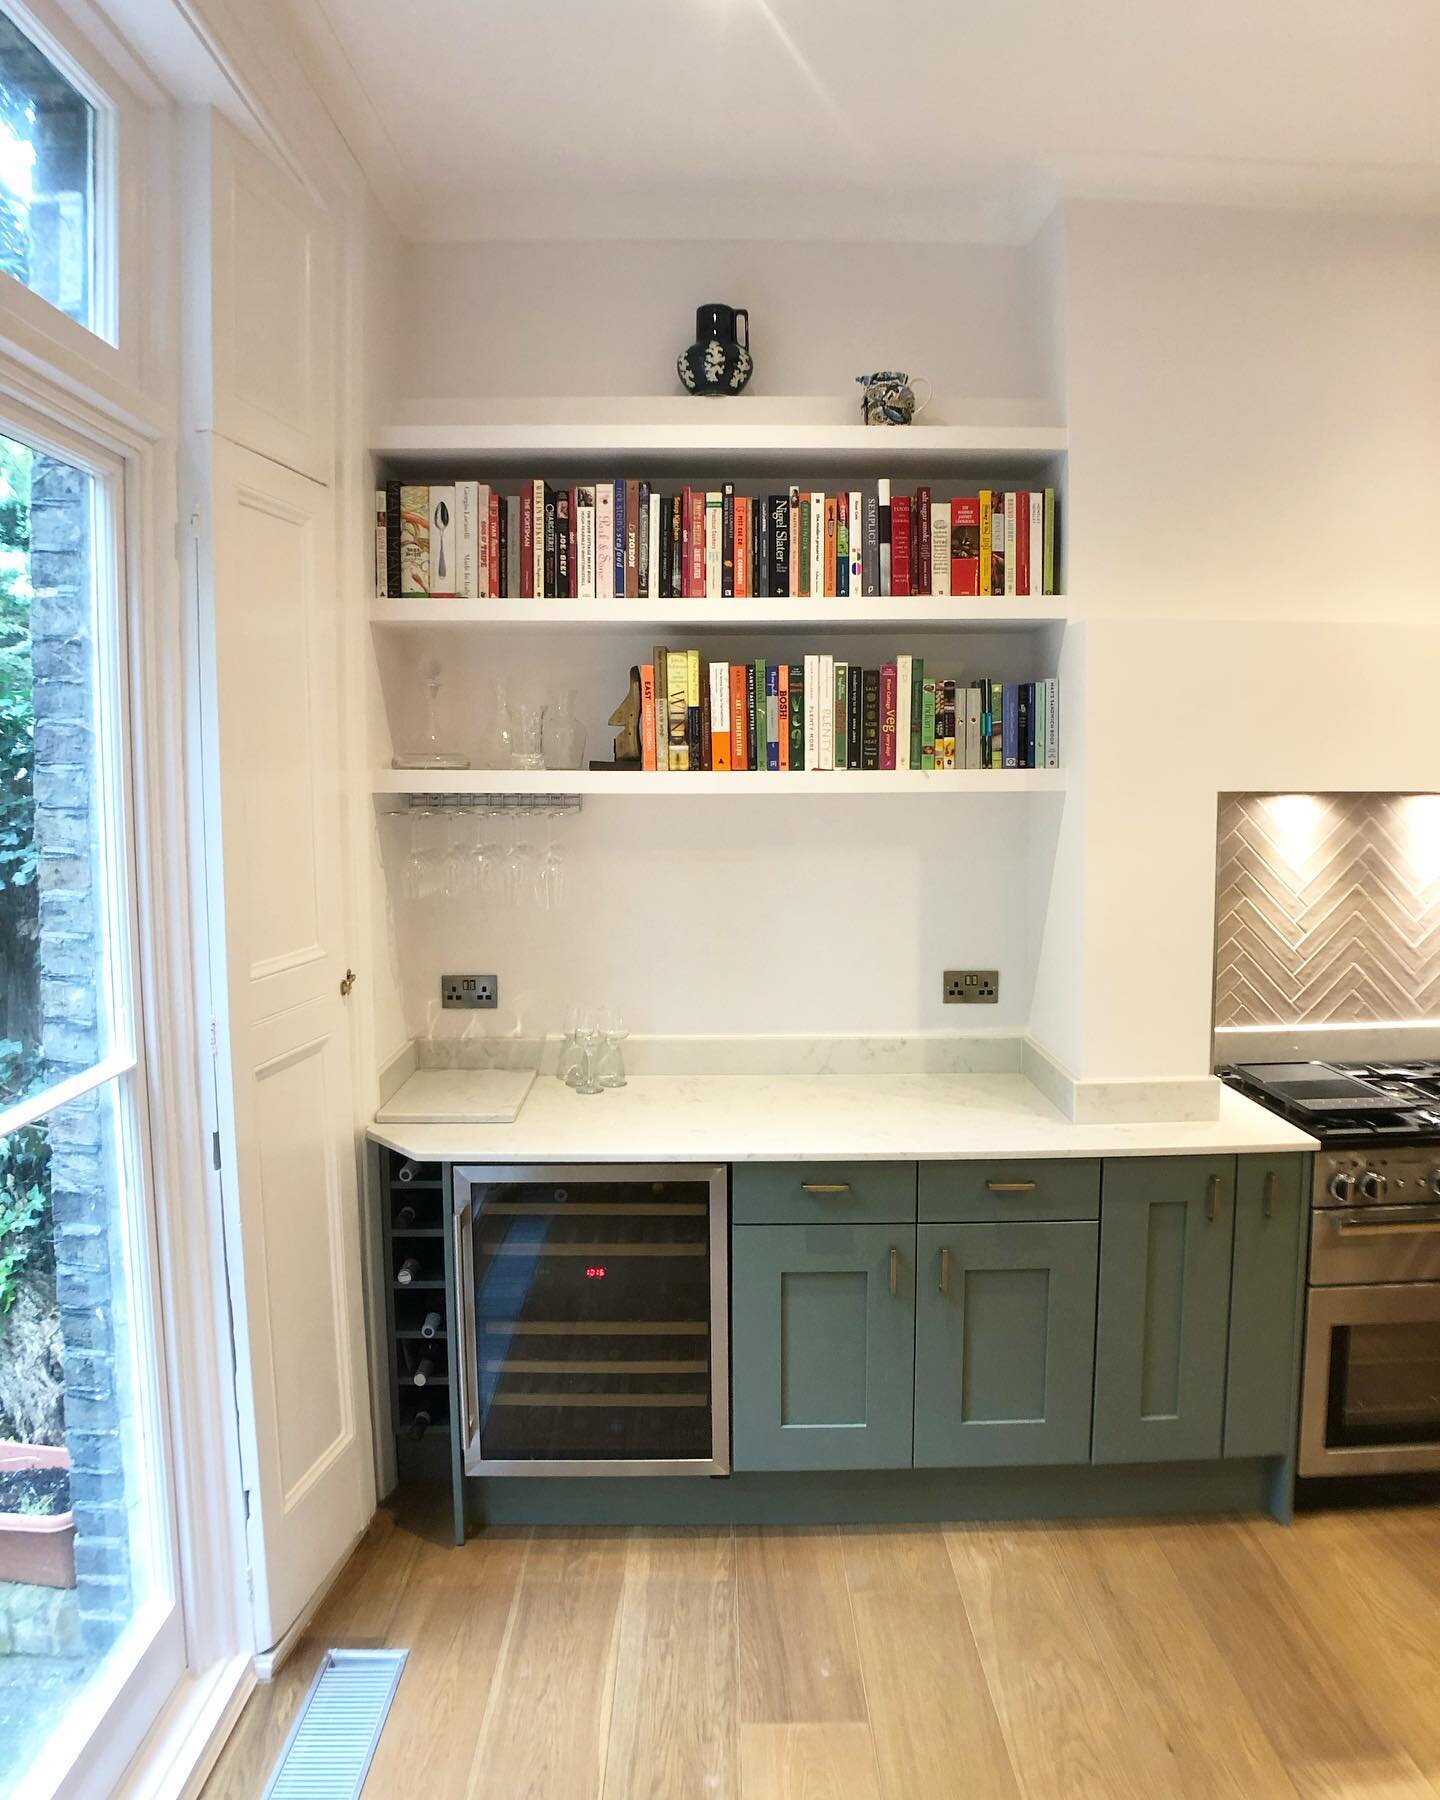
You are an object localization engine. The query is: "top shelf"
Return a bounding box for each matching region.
[373,415,1068,475]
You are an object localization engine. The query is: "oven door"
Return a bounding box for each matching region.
[453,1162,729,1477]
[1300,1281,1440,1476]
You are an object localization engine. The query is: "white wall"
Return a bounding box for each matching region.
[389,236,1061,415]
[1026,201,1440,1084]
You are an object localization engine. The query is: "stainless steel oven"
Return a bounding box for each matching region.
[453,1163,729,1476]
[1299,1147,1440,1476]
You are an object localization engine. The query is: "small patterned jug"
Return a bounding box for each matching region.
[857,371,932,426]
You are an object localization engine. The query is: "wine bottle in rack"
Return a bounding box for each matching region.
[412,1357,436,1388]
[409,1408,433,1440]
[420,1311,443,1340]
[396,1159,421,1184]
[396,1257,422,1285]
[394,1202,418,1227]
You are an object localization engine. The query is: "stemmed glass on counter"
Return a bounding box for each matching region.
[558,1006,627,1094]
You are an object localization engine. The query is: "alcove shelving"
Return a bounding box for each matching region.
[369,411,1069,799]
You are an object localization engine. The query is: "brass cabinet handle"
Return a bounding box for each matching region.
[1262,1171,1276,1219]
[801,1182,852,1195]
[939,1245,950,1295]
[889,1247,898,1296]
[1206,1174,1220,1222]
[986,1180,1037,1193]
[339,967,358,998]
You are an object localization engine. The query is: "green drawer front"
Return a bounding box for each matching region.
[918,1159,1101,1224]
[731,1162,917,1226]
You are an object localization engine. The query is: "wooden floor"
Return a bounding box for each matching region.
[204,1494,1440,1799]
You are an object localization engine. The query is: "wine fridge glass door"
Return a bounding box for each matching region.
[453,1163,729,1475]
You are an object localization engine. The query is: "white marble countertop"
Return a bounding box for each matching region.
[367,1071,1317,1164]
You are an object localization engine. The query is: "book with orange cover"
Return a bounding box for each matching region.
[728,662,747,768]
[734,496,750,598]
[824,497,838,598]
[777,664,790,770]
[640,664,657,771]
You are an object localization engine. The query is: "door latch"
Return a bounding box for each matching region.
[339,968,358,998]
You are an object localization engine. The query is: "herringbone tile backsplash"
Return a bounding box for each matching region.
[1215,793,1440,1026]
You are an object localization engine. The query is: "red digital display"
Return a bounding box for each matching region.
[585,1266,606,1279]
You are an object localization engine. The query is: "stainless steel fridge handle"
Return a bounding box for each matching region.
[454,1200,478,1449]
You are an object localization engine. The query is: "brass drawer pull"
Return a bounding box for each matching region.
[1262,1171,1276,1219]
[986,1180,1037,1193]
[889,1247,898,1296]
[801,1182,852,1195]
[939,1245,951,1295]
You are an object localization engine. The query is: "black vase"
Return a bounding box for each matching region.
[677,302,753,395]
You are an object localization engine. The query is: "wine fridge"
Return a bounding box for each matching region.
[452,1163,729,1476]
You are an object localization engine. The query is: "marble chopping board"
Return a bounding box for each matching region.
[375,1067,537,1125]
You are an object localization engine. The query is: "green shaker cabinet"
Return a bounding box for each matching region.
[1092,1157,1236,1464]
[914,1221,1098,1467]
[1224,1156,1307,1458]
[731,1223,916,1471]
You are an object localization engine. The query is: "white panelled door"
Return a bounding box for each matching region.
[198,436,370,1651]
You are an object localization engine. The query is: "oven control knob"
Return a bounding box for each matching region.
[1327,1171,1356,1203]
[1358,1170,1388,1202]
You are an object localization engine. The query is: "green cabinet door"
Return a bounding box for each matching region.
[1224,1154,1307,1459]
[914,1222,1098,1468]
[1093,1157,1236,1464]
[731,1224,915,1471]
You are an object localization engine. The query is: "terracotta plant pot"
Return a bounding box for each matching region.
[0,1442,76,1590]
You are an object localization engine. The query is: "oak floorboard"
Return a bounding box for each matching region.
[736,1527,868,1725]
[946,1523,1179,1800]
[1045,1520,1299,1800]
[838,1525,1020,1800]
[738,1723,883,1800]
[462,1527,629,1800]
[1257,1511,1440,1790]
[602,1527,739,1800]
[362,1529,529,1796]
[1161,1518,1437,1800]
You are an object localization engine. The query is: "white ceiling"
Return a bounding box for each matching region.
[287,0,1440,242]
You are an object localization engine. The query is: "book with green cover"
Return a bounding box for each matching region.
[754,660,766,772]
[834,664,848,768]
[909,657,924,768]
[798,496,810,597]
[789,661,805,769]
[921,679,937,770]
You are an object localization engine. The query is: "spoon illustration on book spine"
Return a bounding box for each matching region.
[433,497,449,583]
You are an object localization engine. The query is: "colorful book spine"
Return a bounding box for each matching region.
[834,662,848,769]
[765,664,780,771]
[978,490,993,597]
[877,479,891,595]
[847,664,862,766]
[895,653,912,770]
[384,481,402,597]
[399,483,430,595]
[818,654,835,770]
[942,679,957,769]
[576,486,596,598]
[1043,488,1057,596]
[909,658,924,769]
[705,492,723,599]
[735,495,750,599]
[789,661,805,769]
[428,485,455,596]
[849,490,862,596]
[688,489,705,597]
[930,502,950,598]
[488,492,501,596]
[890,496,912,597]
[965,684,982,770]
[823,496,838,598]
[1002,683,1019,768]
[951,497,980,597]
[1023,681,1036,768]
[375,488,387,597]
[880,663,898,769]
[1003,491,1017,598]
[861,668,881,770]
[721,483,736,598]
[648,486,662,600]
[745,662,759,770]
[666,648,689,770]
[612,480,626,599]
[1014,489,1030,598]
[863,493,880,597]
[1028,490,1045,600]
[554,488,570,598]
[533,479,547,598]
[640,664,657,771]
[921,680,936,770]
[1044,676,1059,766]
[770,493,789,596]
[914,486,931,596]
[595,484,614,599]
[686,649,702,770]
[699,660,713,769]
[777,664,789,770]
[788,487,801,597]
[798,493,811,598]
[729,663,747,769]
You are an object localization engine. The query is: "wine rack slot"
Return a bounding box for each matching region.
[382,1146,455,1486]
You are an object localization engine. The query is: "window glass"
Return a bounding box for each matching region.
[0,13,95,331]
[0,429,116,1113]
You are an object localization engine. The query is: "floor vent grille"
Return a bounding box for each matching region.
[263,1648,408,1799]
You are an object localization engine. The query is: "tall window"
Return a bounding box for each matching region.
[0,11,97,333]
[0,426,173,1791]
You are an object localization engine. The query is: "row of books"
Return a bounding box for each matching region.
[376,479,1059,601]
[635,651,1059,772]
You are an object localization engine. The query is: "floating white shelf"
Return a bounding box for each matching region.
[369,597,1068,632]
[375,768,1065,797]
[374,419,1067,472]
